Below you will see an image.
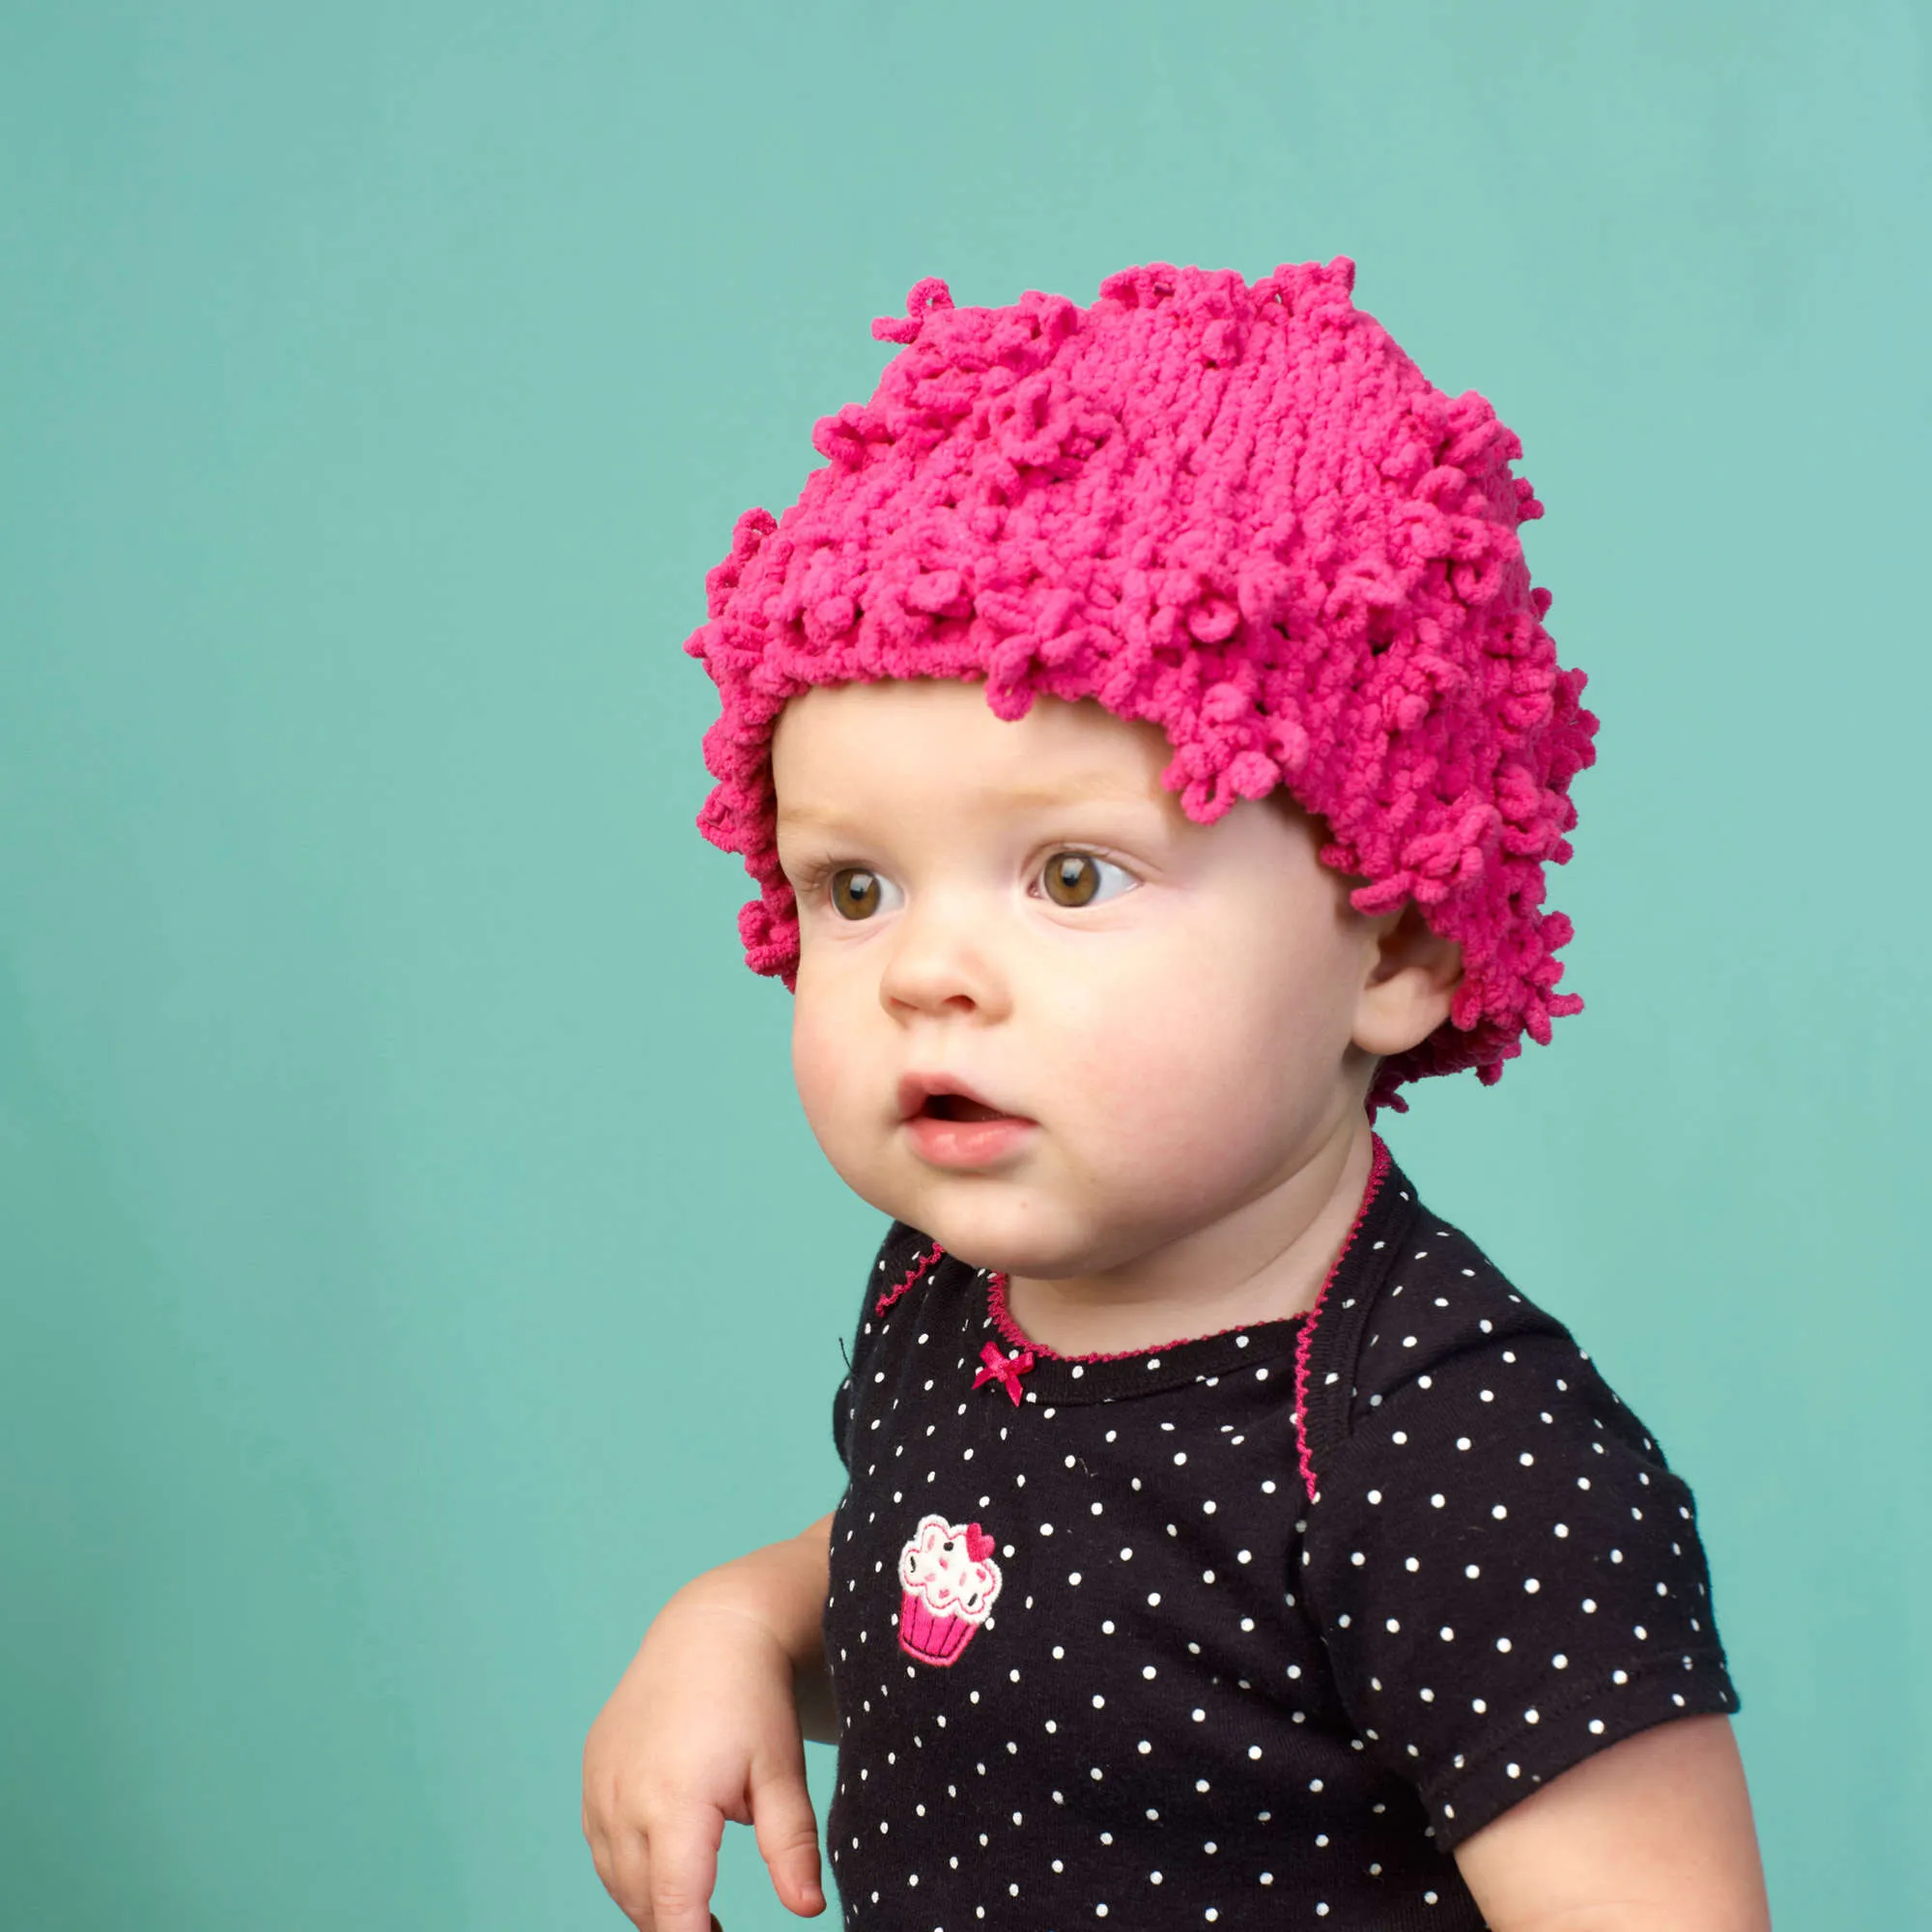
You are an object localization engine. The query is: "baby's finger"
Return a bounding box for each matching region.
[601,1828,655,1930]
[750,1762,825,1918]
[647,1804,726,1932]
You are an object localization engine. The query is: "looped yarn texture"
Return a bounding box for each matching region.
[685,259,1598,1110]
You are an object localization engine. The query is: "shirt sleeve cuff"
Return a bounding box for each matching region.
[1422,1652,1741,1850]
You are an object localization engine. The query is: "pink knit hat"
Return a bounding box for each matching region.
[685,259,1597,1111]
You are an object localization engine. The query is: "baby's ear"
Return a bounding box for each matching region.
[1352,903,1463,1058]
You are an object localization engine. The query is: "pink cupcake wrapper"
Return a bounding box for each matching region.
[898,1591,976,1666]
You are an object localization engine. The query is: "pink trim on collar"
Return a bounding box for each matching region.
[875,1241,944,1319]
[971,1138,1390,1369]
[980,1269,1295,1366]
[1293,1134,1393,1503]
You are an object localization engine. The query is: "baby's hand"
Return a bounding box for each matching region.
[583,1521,833,1931]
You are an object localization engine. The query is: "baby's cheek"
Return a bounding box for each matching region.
[1053,972,1259,1123]
[1060,979,1325,1195]
[790,986,871,1144]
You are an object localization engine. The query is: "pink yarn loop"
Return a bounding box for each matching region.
[871,276,954,344]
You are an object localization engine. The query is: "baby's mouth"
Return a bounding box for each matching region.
[897,1072,1031,1125]
[898,1077,1037,1167]
[918,1094,1011,1123]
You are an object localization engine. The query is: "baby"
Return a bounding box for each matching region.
[582,262,1770,1930]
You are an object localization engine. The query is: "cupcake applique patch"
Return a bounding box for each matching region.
[897,1515,1002,1666]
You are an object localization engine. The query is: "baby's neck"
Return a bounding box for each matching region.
[1000,1118,1377,1357]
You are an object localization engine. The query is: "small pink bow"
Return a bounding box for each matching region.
[973,1339,1036,1406]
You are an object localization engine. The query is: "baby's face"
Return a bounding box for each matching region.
[771,678,1388,1280]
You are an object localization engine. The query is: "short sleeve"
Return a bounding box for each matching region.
[1300,1320,1739,1848]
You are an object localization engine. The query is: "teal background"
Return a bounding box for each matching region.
[3,2,1926,1925]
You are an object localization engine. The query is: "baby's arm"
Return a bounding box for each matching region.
[582,1515,835,1932]
[1454,1714,1770,1930]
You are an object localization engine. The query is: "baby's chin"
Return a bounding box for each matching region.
[822,1128,1217,1278]
[873,1175,1163,1282]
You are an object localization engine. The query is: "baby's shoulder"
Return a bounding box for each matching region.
[838,1218,953,1381]
[1328,1202,1575,1402]
[1299,1166,1662,1492]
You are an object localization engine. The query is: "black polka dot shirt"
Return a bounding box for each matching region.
[824,1141,1738,1929]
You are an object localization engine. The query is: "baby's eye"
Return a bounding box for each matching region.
[827,867,902,921]
[1037,850,1137,909]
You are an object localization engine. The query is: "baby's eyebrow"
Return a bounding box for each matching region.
[775,803,852,834]
[993,775,1157,811]
[778,775,1155,833]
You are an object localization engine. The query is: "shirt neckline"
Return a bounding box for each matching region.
[954,1134,1394,1408]
[983,1267,1303,1368]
